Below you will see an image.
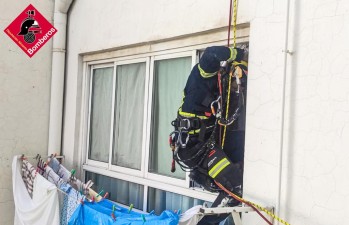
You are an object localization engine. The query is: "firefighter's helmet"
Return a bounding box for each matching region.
[18,19,38,35]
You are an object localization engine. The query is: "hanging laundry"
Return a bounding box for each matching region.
[68,199,179,225]
[37,156,46,172]
[28,155,85,225]
[21,159,36,197]
[41,164,83,225]
[48,157,93,195]
[43,163,66,187]
[12,156,60,225]
[60,183,84,225]
[179,205,204,225]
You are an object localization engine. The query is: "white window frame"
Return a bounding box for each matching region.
[86,63,114,169]
[144,50,195,188]
[86,58,150,178]
[79,26,251,206]
[109,57,150,178]
[82,49,220,204]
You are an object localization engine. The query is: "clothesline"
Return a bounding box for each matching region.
[19,154,96,199]
[19,154,104,202]
[14,155,180,225]
[20,154,64,160]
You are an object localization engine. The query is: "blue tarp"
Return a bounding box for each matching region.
[68,199,179,225]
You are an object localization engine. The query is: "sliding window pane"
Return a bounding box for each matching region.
[147,187,204,214]
[112,62,146,169]
[89,67,114,162]
[86,171,144,210]
[149,57,191,179]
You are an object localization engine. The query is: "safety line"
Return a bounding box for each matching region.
[227,0,233,46]
[222,0,237,148]
[221,74,232,149]
[233,0,237,47]
[218,72,223,145]
[215,181,292,225]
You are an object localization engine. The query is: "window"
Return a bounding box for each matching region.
[112,62,146,170]
[86,59,149,177]
[147,187,204,215]
[89,67,113,163]
[82,40,249,217]
[86,171,144,210]
[149,56,192,179]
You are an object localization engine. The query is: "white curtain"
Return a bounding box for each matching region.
[89,67,114,162]
[112,62,146,169]
[149,57,191,178]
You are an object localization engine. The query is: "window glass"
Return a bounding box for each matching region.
[112,62,146,169]
[147,187,205,214]
[89,67,114,162]
[149,57,191,179]
[86,171,144,210]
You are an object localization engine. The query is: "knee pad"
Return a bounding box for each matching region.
[206,147,243,190]
[189,169,220,192]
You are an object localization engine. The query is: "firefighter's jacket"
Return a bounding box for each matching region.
[180,46,243,121]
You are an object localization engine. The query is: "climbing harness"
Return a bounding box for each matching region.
[169,57,246,176]
[169,122,218,172]
[213,66,244,127]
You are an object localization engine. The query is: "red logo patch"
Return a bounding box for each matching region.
[4,4,57,57]
[208,150,216,158]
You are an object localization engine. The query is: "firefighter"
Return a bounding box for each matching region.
[170,46,248,225]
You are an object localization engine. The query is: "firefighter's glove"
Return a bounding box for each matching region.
[233,61,248,78]
[234,61,247,71]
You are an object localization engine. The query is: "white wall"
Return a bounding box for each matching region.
[243,0,349,224]
[64,0,349,224]
[280,0,349,224]
[0,1,54,224]
[63,0,238,177]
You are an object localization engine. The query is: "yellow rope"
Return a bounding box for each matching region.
[235,195,291,225]
[222,3,291,225]
[233,0,237,48]
[222,0,237,148]
[216,181,292,225]
[221,74,232,149]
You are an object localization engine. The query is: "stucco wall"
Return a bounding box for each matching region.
[244,0,349,224]
[64,0,349,224]
[0,1,54,224]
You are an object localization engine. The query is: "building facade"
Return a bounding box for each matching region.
[1,0,349,224]
[0,1,54,224]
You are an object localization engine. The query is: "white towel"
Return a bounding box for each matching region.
[179,205,204,225]
[12,156,60,225]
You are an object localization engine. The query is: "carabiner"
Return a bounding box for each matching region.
[178,130,189,148]
[210,96,222,118]
[169,131,179,147]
